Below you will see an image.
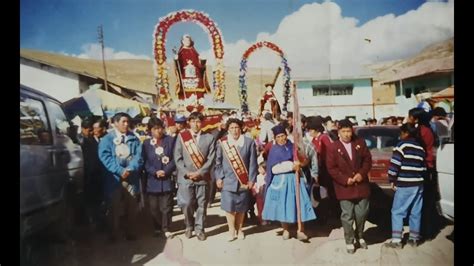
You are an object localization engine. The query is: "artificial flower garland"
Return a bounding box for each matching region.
[153,9,226,106]
[238,41,291,113]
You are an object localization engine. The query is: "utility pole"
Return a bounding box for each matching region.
[97,25,109,92]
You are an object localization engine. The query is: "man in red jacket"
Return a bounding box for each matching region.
[326,119,372,254]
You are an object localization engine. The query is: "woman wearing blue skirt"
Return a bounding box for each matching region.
[215,118,258,241]
[262,125,316,241]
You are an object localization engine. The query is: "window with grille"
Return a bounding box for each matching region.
[312,84,353,96]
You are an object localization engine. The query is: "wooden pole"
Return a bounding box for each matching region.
[292,81,302,231]
[295,163,302,231]
[97,25,109,92]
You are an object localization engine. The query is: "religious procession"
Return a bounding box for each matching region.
[20,3,455,266]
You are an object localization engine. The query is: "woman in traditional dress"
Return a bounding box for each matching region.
[262,125,316,241]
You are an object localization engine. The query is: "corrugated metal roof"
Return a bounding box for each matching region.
[431,86,454,100]
[381,57,453,84]
[293,75,372,82]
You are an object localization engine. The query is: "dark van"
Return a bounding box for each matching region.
[20,84,84,243]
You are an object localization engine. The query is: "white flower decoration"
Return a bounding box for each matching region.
[155,146,164,155]
[113,137,121,145]
[161,156,170,164]
[150,138,157,146]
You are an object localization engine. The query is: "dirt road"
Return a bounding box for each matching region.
[24,193,454,266]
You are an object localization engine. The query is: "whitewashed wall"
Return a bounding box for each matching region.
[20,59,80,102]
[292,78,373,123]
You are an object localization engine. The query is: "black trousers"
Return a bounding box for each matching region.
[107,186,139,238]
[420,168,441,240]
[148,192,173,233]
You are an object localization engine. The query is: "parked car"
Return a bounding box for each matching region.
[20,84,84,260]
[354,125,401,191]
[354,125,401,227]
[435,113,454,221]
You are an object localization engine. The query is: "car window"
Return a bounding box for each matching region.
[355,128,400,152]
[45,100,78,143]
[20,94,52,145]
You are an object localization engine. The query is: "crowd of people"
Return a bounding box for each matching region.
[75,105,451,254]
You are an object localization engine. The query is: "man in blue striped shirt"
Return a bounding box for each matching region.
[385,123,426,249]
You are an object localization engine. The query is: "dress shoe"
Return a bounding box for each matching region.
[184,228,193,239]
[346,243,355,254]
[227,234,237,242]
[296,231,309,242]
[196,232,207,241]
[282,230,290,240]
[358,238,368,249]
[407,239,420,247]
[228,230,237,242]
[384,241,402,249]
[237,230,245,240]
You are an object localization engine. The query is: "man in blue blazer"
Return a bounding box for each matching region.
[98,112,143,242]
[142,117,176,239]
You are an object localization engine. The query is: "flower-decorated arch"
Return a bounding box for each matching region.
[153,9,226,105]
[238,41,291,113]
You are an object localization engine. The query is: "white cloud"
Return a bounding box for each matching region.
[199,1,453,79]
[75,43,150,60]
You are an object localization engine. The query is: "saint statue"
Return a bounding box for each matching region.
[259,83,281,119]
[174,34,211,103]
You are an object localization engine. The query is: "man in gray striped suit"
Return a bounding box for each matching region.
[174,112,216,241]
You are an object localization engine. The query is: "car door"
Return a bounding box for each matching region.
[20,91,60,216]
[437,142,454,221]
[44,99,84,195]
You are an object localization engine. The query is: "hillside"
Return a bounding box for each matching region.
[369,37,453,81]
[21,49,279,112]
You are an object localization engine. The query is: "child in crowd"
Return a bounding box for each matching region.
[385,123,426,249]
[252,162,267,225]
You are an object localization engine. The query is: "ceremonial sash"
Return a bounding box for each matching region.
[220,136,249,186]
[180,130,205,169]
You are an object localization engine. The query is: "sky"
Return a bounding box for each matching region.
[20,0,453,78]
